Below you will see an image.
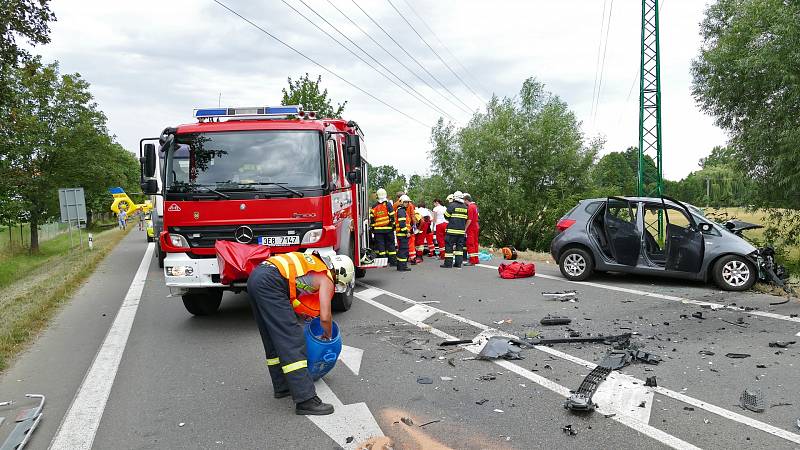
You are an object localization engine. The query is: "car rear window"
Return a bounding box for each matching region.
[584,201,602,215]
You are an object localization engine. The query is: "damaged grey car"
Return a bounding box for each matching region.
[550,196,782,291]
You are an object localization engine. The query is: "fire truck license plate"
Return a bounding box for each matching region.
[259,235,299,246]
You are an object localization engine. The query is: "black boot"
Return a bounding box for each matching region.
[296,396,334,415]
[454,254,463,268]
[397,262,412,272]
[274,389,291,399]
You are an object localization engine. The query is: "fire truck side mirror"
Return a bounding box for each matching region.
[140,178,159,195]
[142,143,157,178]
[345,134,361,166]
[347,168,362,185]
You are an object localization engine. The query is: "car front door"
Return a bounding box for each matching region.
[603,197,640,266]
[662,197,704,273]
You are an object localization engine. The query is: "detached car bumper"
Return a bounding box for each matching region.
[163,253,225,288]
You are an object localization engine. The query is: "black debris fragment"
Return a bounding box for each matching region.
[632,350,662,365]
[416,376,433,384]
[564,366,612,411]
[740,389,766,413]
[683,407,695,411]
[562,425,578,436]
[768,341,796,348]
[725,353,751,359]
[476,399,489,405]
[477,337,524,360]
[699,350,716,356]
[525,333,632,346]
[692,312,705,320]
[439,339,473,346]
[418,419,441,428]
[721,318,749,328]
[540,315,572,326]
[599,351,632,370]
[345,436,354,443]
[756,364,767,369]
[645,376,657,387]
[477,374,497,381]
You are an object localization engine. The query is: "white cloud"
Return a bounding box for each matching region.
[36,0,724,181]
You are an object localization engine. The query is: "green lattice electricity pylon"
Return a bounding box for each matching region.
[638,0,664,238]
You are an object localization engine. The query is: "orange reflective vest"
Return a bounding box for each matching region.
[266,252,332,317]
[370,201,393,231]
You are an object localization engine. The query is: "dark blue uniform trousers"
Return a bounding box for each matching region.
[246,264,316,403]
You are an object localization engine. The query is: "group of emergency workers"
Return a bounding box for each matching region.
[369,188,480,270]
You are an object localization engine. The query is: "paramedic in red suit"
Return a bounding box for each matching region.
[464,193,480,266]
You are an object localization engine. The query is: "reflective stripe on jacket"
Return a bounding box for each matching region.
[444,201,468,235]
[370,200,394,230]
[395,205,409,236]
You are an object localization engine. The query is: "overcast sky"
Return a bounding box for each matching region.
[36,0,725,181]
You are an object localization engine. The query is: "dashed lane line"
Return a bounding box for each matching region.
[50,243,154,450]
[358,282,800,447]
[476,264,800,325]
[355,287,699,450]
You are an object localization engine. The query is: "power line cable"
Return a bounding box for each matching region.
[324,0,467,119]
[212,0,430,128]
[592,0,615,126]
[590,0,609,122]
[386,0,484,105]
[399,0,491,99]
[283,0,453,121]
[350,0,474,114]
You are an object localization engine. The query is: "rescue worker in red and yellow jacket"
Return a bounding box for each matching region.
[441,191,468,268]
[394,195,412,271]
[247,251,354,415]
[369,188,396,266]
[463,193,480,266]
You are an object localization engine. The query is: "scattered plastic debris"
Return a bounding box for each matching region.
[698,350,716,356]
[564,366,612,411]
[768,341,796,348]
[683,406,695,411]
[401,417,414,426]
[477,374,497,381]
[542,290,578,302]
[562,424,578,436]
[440,376,453,381]
[0,394,44,450]
[476,399,489,405]
[691,312,705,320]
[477,337,523,360]
[416,376,433,385]
[540,315,572,326]
[439,339,473,346]
[178,422,185,427]
[720,318,749,328]
[345,436,354,443]
[645,376,657,387]
[493,409,504,413]
[725,353,751,359]
[740,388,766,413]
[418,419,441,428]
[599,351,632,370]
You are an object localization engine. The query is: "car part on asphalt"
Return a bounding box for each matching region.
[524,333,632,347]
[0,394,45,450]
[698,350,716,356]
[562,424,578,436]
[400,417,414,426]
[725,353,751,359]
[564,366,612,412]
[418,419,441,428]
[540,315,572,326]
[768,341,796,348]
[542,290,578,301]
[739,388,766,413]
[475,399,489,405]
[645,376,657,387]
[599,351,632,370]
[632,350,662,365]
[692,311,705,320]
[439,339,474,346]
[476,337,524,360]
[416,376,433,384]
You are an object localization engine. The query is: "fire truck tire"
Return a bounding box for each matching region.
[157,245,165,269]
[355,267,366,279]
[332,283,354,312]
[182,289,223,316]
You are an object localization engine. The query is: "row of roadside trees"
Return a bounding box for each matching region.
[0,1,140,252]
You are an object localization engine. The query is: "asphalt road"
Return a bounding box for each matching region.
[2,230,800,449]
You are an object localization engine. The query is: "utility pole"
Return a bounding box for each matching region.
[638,0,664,238]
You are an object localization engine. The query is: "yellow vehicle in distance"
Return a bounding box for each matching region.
[109,187,152,216]
[145,213,155,242]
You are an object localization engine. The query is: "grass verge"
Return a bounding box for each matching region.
[0,227,130,372]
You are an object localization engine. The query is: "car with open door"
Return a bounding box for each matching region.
[550,196,761,291]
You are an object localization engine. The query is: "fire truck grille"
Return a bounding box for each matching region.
[168,223,323,248]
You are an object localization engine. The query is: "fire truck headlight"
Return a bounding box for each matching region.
[169,234,189,248]
[166,266,194,277]
[301,229,323,244]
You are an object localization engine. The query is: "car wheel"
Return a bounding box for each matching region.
[332,282,354,312]
[157,245,165,268]
[713,255,756,291]
[182,289,223,316]
[559,248,594,281]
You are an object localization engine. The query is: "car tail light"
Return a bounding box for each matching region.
[556,219,576,233]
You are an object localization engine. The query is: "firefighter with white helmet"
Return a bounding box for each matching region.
[246,251,354,416]
[369,188,396,266]
[395,194,413,271]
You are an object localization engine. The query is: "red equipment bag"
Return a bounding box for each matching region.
[215,240,272,285]
[498,261,535,279]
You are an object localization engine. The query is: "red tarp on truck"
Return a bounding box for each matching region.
[215,241,272,285]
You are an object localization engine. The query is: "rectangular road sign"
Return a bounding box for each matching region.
[58,187,87,226]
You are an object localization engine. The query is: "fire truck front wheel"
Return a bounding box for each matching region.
[182,289,223,316]
[332,283,354,312]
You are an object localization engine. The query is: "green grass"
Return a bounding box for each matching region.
[0,226,130,372]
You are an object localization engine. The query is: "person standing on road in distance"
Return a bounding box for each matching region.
[246,251,355,415]
[432,197,450,260]
[369,188,396,266]
[441,191,468,268]
[463,193,480,266]
[138,211,145,231]
[118,208,127,230]
[395,194,413,271]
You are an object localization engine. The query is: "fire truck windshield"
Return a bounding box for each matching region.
[165,130,323,194]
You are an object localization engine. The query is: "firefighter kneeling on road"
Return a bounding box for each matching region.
[246,251,354,415]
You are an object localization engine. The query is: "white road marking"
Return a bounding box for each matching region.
[339,345,364,376]
[355,289,699,450]
[358,282,800,447]
[795,331,800,337]
[50,243,154,450]
[476,264,800,325]
[400,304,437,322]
[311,379,384,450]
[593,372,654,423]
[355,287,383,301]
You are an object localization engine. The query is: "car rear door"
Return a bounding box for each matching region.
[662,197,704,273]
[603,197,640,266]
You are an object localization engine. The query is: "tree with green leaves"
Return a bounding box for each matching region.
[592,151,637,196]
[429,78,597,251]
[281,73,346,118]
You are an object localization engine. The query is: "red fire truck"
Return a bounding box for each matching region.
[139,105,386,316]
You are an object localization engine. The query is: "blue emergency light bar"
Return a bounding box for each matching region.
[193,105,303,119]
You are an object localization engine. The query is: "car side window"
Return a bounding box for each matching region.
[607,201,636,224]
[665,208,692,230]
